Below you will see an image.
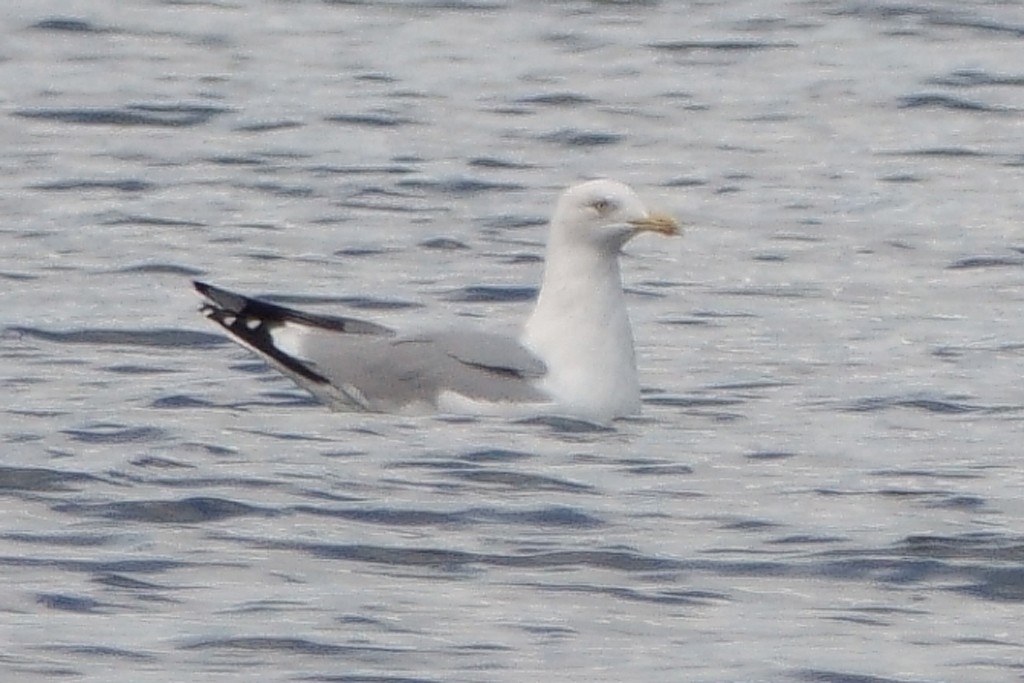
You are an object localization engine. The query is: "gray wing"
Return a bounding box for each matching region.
[403,329,546,378]
[305,329,550,412]
[195,281,549,413]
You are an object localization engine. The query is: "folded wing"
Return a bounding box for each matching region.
[194,281,549,413]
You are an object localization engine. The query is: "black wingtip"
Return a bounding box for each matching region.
[193,280,252,316]
[192,281,396,338]
[193,281,332,386]
[194,280,224,300]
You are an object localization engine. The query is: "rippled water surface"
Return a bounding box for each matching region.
[3,1,1024,681]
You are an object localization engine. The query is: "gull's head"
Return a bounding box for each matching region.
[551,179,680,252]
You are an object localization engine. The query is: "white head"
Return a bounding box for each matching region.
[549,179,680,252]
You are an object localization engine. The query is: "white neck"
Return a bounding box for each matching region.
[521,237,641,421]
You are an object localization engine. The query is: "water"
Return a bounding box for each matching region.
[2,1,1024,681]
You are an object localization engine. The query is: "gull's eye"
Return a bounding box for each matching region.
[591,199,614,215]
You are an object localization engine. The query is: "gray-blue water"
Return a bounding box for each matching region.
[2,1,1024,681]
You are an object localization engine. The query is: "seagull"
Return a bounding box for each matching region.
[194,179,680,422]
